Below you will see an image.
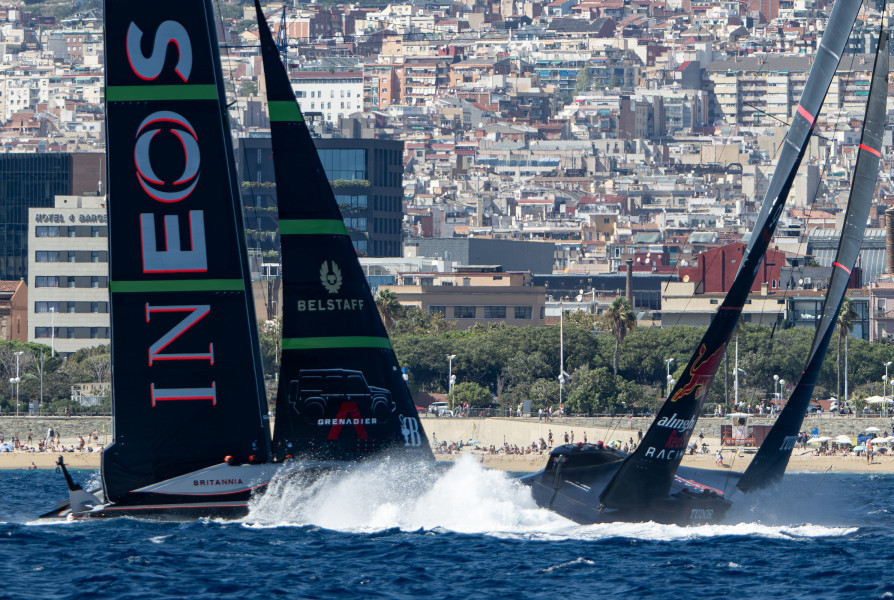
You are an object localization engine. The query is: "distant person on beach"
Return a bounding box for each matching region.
[548,431,553,446]
[637,430,643,442]
[564,432,569,444]
[715,450,723,466]
[538,408,543,422]
[28,462,36,470]
[628,416,633,429]
[583,432,587,444]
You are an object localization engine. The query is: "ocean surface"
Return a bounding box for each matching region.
[3,457,893,600]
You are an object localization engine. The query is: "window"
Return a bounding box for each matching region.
[35,276,59,287]
[35,251,58,262]
[710,299,718,305]
[91,276,100,288]
[35,226,60,237]
[453,306,475,319]
[484,306,506,318]
[514,306,533,319]
[35,301,60,313]
[429,306,446,316]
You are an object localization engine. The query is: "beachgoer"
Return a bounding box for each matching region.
[570,431,575,443]
[538,408,543,422]
[583,432,587,444]
[715,450,723,466]
[548,431,553,446]
[564,432,569,444]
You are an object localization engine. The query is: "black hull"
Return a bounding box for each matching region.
[40,499,251,522]
[521,445,732,525]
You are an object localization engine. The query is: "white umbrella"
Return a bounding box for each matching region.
[833,435,853,444]
[866,427,882,432]
[871,437,890,444]
[866,398,894,405]
[807,436,832,445]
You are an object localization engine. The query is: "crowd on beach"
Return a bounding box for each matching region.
[0,427,103,455]
[431,428,650,457]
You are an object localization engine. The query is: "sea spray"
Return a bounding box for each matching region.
[245,455,568,533]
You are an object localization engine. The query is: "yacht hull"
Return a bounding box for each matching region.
[521,444,732,525]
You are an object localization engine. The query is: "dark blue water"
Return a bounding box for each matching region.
[3,458,893,599]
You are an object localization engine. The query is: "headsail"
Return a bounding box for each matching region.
[102,0,270,501]
[254,1,433,461]
[599,0,862,510]
[738,25,889,492]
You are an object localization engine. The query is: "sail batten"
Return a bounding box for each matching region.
[599,0,862,510]
[254,0,433,461]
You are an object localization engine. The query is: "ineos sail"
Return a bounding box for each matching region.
[254,1,433,461]
[101,0,270,501]
[738,25,889,492]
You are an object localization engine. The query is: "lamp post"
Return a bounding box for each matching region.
[665,357,674,397]
[884,361,892,417]
[50,306,55,355]
[13,351,23,417]
[737,369,746,409]
[447,354,456,412]
[778,379,785,410]
[773,374,780,406]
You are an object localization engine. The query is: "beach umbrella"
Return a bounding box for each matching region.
[807,437,832,445]
[865,427,882,432]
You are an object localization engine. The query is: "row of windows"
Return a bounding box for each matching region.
[336,194,368,211]
[308,102,361,111]
[35,250,108,263]
[373,217,399,234]
[429,306,535,320]
[371,240,399,256]
[35,301,109,313]
[35,225,108,238]
[344,217,367,231]
[35,275,108,288]
[306,89,359,99]
[34,327,109,339]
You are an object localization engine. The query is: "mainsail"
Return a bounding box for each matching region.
[599,0,862,509]
[254,1,433,461]
[738,25,889,492]
[102,0,270,501]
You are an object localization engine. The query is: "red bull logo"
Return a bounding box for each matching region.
[669,343,727,404]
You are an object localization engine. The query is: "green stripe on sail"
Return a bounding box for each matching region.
[268,100,304,122]
[282,336,392,350]
[110,279,244,293]
[105,84,218,102]
[280,219,348,235]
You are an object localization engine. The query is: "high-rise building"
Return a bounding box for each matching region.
[236,136,404,258]
[0,152,104,282]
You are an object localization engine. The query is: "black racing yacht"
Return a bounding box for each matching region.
[41,0,431,520]
[521,0,868,525]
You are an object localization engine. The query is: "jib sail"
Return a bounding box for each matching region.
[102,0,270,501]
[599,0,862,510]
[254,1,432,461]
[738,24,889,492]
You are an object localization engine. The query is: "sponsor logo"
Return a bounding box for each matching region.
[134,111,201,203]
[656,413,697,432]
[325,401,371,440]
[690,508,714,520]
[320,260,343,294]
[193,478,245,486]
[400,414,422,447]
[780,435,797,451]
[644,447,680,461]
[297,298,365,312]
[669,343,726,403]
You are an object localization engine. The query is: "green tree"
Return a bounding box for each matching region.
[452,381,491,407]
[375,288,403,332]
[600,297,636,377]
[238,80,258,97]
[573,65,592,96]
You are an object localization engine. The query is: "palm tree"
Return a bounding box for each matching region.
[600,297,636,377]
[375,288,402,332]
[837,298,857,399]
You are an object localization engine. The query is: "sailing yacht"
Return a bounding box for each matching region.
[521,0,869,525]
[42,0,430,520]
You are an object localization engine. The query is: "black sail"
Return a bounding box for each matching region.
[102,0,270,501]
[599,0,861,510]
[738,27,889,492]
[254,1,433,461]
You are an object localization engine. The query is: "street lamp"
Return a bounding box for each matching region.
[737,369,746,408]
[49,306,55,356]
[447,354,456,412]
[778,379,785,409]
[884,361,892,416]
[773,374,780,405]
[665,357,675,397]
[12,351,23,417]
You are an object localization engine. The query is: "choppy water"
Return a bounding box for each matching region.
[3,457,893,599]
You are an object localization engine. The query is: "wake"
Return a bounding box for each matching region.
[244,456,855,540]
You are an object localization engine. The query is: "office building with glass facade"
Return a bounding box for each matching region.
[236,136,404,258]
[0,152,104,282]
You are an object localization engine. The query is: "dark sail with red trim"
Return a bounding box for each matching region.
[254,1,433,461]
[738,25,889,492]
[599,0,862,510]
[102,0,270,501]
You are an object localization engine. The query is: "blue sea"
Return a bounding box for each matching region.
[3,457,893,599]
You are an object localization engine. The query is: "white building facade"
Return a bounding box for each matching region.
[27,195,109,356]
